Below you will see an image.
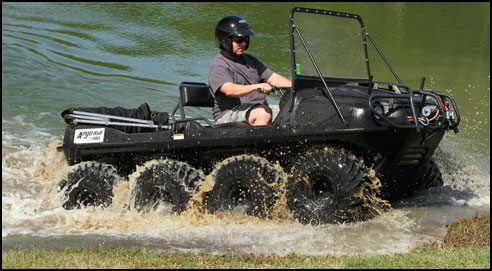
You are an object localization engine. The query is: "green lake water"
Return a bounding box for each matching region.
[2,2,489,255]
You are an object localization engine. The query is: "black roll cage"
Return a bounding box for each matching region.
[287,7,460,132]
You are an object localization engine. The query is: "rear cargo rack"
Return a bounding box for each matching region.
[69,110,171,130]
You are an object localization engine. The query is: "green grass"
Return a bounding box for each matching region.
[2,216,490,269]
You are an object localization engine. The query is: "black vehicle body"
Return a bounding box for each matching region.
[57,8,460,221]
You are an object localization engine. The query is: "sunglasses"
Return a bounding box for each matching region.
[231,36,249,44]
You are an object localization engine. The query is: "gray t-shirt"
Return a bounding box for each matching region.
[208,52,274,120]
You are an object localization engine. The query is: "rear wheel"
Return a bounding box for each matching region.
[204,155,284,218]
[287,147,388,225]
[130,159,204,214]
[58,162,121,210]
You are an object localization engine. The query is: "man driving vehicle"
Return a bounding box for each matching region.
[208,15,291,125]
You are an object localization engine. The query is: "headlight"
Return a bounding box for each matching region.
[422,105,437,117]
[374,105,383,120]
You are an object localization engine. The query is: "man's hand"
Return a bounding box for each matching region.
[254,83,273,94]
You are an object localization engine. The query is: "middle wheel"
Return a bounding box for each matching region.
[286,146,386,225]
[204,155,284,219]
[130,158,205,214]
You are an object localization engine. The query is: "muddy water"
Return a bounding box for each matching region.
[2,2,490,256]
[2,138,489,256]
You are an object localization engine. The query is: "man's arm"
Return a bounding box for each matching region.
[220,82,273,97]
[267,72,292,87]
[219,73,291,97]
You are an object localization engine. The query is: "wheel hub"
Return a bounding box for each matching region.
[226,180,252,213]
[74,188,99,207]
[310,173,336,206]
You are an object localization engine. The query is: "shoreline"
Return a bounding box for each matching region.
[2,215,489,269]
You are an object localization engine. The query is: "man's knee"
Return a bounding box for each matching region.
[247,105,272,125]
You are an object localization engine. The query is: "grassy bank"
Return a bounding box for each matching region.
[2,216,489,269]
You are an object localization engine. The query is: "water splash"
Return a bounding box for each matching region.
[2,133,488,256]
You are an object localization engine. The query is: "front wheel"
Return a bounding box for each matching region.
[416,159,443,190]
[381,159,444,201]
[287,147,389,225]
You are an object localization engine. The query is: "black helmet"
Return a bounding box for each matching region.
[215,15,255,53]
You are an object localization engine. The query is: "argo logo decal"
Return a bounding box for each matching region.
[74,128,105,144]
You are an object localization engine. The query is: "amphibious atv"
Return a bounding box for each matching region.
[56,7,460,225]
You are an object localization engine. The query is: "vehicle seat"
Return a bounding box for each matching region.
[179,82,214,108]
[172,82,252,129]
[172,82,214,121]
